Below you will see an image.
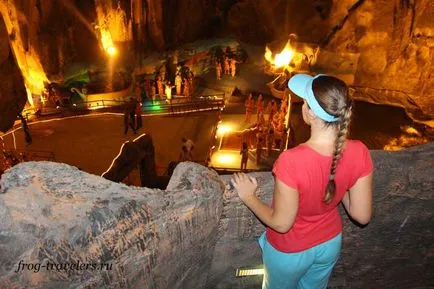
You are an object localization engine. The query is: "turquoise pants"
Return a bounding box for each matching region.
[259,232,342,289]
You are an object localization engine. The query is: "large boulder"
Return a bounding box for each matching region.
[0,161,224,288]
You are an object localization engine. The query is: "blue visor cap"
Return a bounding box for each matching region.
[288,74,339,122]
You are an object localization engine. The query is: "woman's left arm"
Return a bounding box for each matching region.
[232,173,298,233]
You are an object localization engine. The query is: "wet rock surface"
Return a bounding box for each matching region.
[0,161,224,289]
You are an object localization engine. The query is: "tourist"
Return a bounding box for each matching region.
[240,142,249,171]
[124,98,137,135]
[17,113,32,145]
[135,101,142,130]
[231,74,373,289]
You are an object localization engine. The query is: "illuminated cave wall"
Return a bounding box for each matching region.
[225,0,434,121]
[0,14,26,133]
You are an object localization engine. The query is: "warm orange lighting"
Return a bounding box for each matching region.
[1,2,48,107]
[217,124,232,136]
[215,153,237,165]
[264,40,294,69]
[107,46,117,56]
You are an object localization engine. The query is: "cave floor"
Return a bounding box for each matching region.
[0,112,218,176]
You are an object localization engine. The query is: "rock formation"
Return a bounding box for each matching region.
[324,0,434,125]
[0,161,225,288]
[102,133,158,189]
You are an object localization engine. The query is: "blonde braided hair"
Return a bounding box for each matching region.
[324,105,352,203]
[312,76,353,204]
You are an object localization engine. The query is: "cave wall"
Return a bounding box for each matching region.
[0,14,26,133]
[2,0,101,80]
[325,0,434,122]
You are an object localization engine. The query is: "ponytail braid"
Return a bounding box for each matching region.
[324,104,352,204]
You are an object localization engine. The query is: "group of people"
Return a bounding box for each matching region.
[231,73,373,289]
[123,97,143,135]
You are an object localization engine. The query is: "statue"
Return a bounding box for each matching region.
[175,73,182,95]
[183,78,190,98]
[223,56,230,75]
[156,76,164,99]
[165,81,174,102]
[215,60,222,80]
[230,58,237,78]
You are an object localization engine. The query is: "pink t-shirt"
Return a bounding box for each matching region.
[267,140,373,253]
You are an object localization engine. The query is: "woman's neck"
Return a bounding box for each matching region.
[306,123,338,153]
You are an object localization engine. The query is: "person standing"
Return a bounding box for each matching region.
[135,101,142,130]
[17,113,32,145]
[124,98,137,135]
[231,74,373,289]
[240,141,249,171]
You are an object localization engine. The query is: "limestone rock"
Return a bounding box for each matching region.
[0,161,224,288]
[324,0,434,122]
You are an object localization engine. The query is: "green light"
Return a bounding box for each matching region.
[151,104,161,111]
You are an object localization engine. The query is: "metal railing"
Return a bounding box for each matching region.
[37,93,226,117]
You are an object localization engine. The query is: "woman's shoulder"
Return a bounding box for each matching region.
[344,139,370,154]
[277,144,314,162]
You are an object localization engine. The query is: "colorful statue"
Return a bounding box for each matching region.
[188,72,194,95]
[215,60,222,80]
[175,74,182,95]
[224,56,230,75]
[165,81,173,102]
[230,58,237,78]
[183,79,190,98]
[156,76,164,99]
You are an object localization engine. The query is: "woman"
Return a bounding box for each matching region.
[231,74,373,289]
